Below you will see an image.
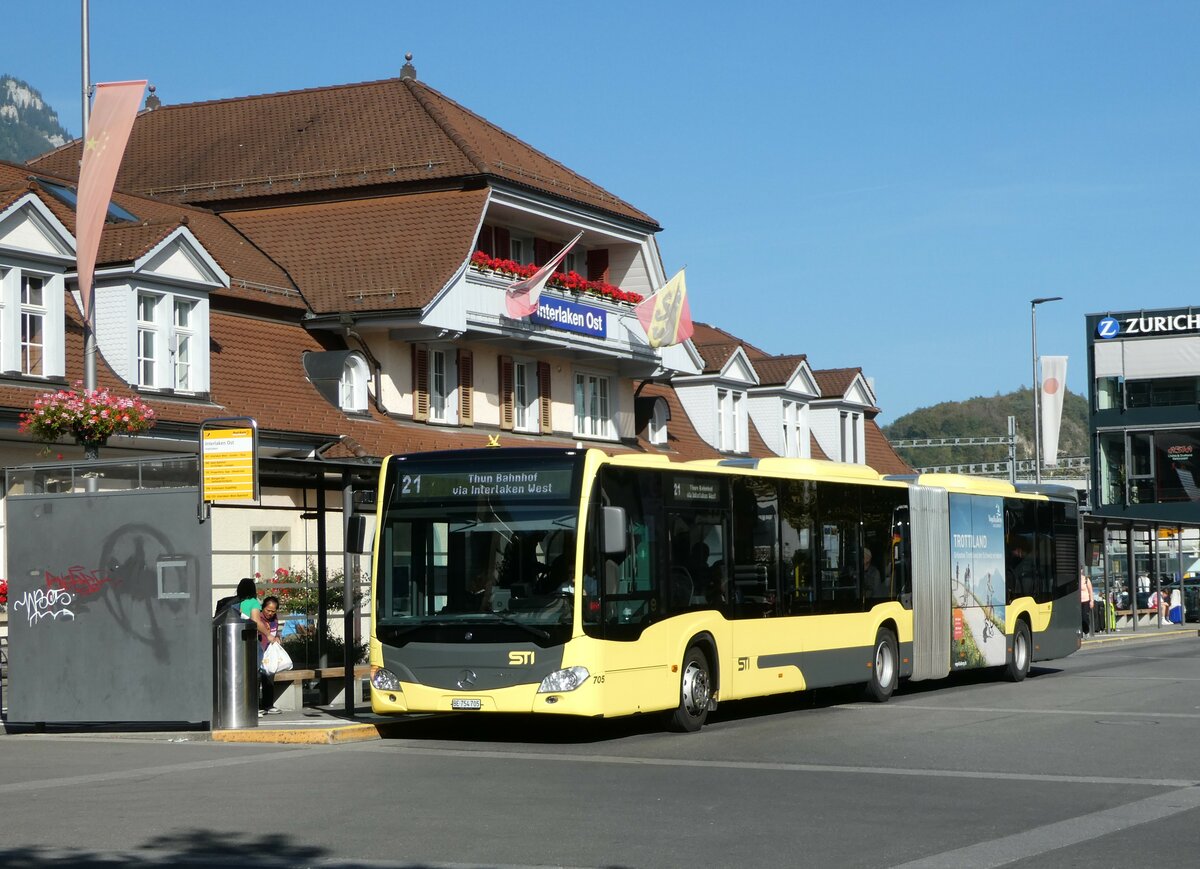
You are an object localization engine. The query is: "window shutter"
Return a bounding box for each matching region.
[499,355,514,431]
[537,361,553,434]
[494,227,511,260]
[534,238,552,267]
[586,248,609,283]
[458,349,474,426]
[478,225,495,257]
[412,344,429,422]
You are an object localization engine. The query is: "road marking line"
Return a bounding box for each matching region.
[888,784,1200,868]
[896,703,1200,719]
[346,744,1199,789]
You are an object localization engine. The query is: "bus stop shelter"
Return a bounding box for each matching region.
[1083,515,1200,631]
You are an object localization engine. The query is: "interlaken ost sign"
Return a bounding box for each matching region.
[530,296,607,338]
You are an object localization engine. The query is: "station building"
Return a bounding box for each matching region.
[1,59,909,647]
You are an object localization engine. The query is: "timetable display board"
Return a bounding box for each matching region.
[200,418,258,503]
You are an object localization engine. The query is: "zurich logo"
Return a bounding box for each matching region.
[1096,317,1120,339]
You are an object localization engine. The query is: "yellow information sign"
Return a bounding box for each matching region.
[202,427,256,501]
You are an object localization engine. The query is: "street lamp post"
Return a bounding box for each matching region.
[1030,296,1062,484]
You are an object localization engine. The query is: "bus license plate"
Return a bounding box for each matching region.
[451,698,482,710]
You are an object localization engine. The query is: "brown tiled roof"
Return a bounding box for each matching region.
[813,367,861,400]
[865,418,912,475]
[810,434,830,461]
[752,354,807,387]
[30,78,657,227]
[1,161,303,310]
[222,189,488,313]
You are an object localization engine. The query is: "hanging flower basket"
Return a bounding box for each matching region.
[19,383,156,450]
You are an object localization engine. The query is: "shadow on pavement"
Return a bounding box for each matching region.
[0,830,505,868]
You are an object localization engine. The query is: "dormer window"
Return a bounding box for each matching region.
[0,267,65,378]
[340,353,369,413]
[717,388,745,452]
[133,288,208,393]
[20,274,47,375]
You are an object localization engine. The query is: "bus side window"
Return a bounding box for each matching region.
[731,477,779,618]
[780,480,815,614]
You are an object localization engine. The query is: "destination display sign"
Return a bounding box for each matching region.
[530,296,607,338]
[669,475,722,504]
[394,467,575,501]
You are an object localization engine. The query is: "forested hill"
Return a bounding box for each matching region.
[883,388,1089,470]
[0,76,70,163]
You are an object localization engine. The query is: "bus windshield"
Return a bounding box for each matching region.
[374,453,583,643]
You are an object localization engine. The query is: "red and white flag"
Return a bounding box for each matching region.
[1040,355,1068,467]
[635,269,693,348]
[504,231,583,318]
[76,80,146,323]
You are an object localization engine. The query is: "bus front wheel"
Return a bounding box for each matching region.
[667,646,711,732]
[1006,620,1031,682]
[863,627,898,702]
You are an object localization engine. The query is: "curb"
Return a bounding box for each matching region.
[1082,628,1199,648]
[211,722,385,745]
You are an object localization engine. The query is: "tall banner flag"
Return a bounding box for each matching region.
[504,231,584,318]
[1040,355,1068,467]
[76,80,147,322]
[635,269,693,348]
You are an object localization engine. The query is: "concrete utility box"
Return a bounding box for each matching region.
[5,468,212,725]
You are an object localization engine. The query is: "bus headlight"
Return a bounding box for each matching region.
[537,666,590,693]
[371,667,402,691]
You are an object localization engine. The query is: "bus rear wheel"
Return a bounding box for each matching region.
[1006,620,1031,682]
[667,646,711,732]
[863,627,898,702]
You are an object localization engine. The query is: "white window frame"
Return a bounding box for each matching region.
[132,286,208,393]
[251,529,289,578]
[137,291,160,387]
[574,369,614,440]
[0,266,65,378]
[341,353,369,413]
[649,398,668,446]
[717,388,745,452]
[513,359,538,433]
[20,273,47,376]
[783,400,801,458]
[172,298,196,391]
[427,347,457,425]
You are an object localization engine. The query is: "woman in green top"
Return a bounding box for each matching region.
[236,577,277,714]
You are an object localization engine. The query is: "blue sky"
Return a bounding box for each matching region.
[6,1,1200,424]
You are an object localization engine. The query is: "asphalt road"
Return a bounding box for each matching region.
[2,634,1199,868]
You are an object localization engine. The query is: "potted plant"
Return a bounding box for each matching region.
[20,383,156,459]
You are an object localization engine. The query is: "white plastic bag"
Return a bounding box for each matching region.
[262,642,293,675]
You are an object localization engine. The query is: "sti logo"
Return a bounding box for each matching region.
[1096,317,1120,339]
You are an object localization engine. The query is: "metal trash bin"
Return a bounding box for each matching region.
[212,607,258,729]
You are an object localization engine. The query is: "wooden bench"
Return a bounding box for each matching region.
[317,665,370,706]
[271,665,369,710]
[271,669,316,712]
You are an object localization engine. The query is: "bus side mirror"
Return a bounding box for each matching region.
[602,506,626,557]
[346,514,373,555]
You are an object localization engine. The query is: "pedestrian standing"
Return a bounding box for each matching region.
[1080,568,1094,635]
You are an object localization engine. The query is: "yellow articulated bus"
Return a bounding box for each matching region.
[368,448,1080,731]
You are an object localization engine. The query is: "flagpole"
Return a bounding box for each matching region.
[81,0,97,392]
